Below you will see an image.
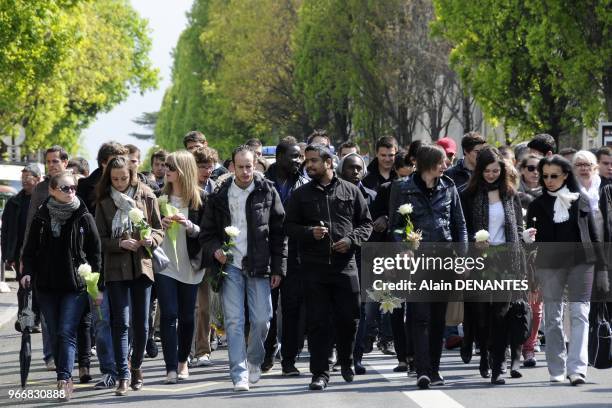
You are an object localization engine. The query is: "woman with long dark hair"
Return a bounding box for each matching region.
[21,171,101,401]
[95,156,164,395]
[526,155,607,385]
[461,147,527,384]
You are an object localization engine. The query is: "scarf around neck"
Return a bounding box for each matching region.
[547,185,580,223]
[579,174,600,213]
[47,196,81,237]
[110,186,136,238]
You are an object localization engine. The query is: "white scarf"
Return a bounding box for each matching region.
[579,174,600,213]
[110,186,136,238]
[547,185,580,224]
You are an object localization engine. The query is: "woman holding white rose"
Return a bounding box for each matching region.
[460,147,527,385]
[156,151,207,384]
[95,156,164,396]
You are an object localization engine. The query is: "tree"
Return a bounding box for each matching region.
[432,0,587,145]
[130,111,158,140]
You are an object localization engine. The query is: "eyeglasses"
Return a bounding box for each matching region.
[164,163,177,172]
[542,174,563,180]
[524,165,537,172]
[574,162,591,168]
[57,185,77,193]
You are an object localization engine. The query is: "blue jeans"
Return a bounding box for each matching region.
[156,273,199,372]
[41,314,53,364]
[107,276,152,380]
[90,290,116,377]
[221,264,272,384]
[37,290,88,380]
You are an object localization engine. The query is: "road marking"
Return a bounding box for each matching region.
[364,354,464,408]
[402,390,465,408]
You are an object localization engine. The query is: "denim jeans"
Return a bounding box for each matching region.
[221,264,272,384]
[40,313,54,364]
[540,265,593,377]
[156,273,199,372]
[37,290,88,381]
[90,290,116,377]
[107,276,152,380]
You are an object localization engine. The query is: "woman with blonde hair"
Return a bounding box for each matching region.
[95,156,164,396]
[157,150,207,383]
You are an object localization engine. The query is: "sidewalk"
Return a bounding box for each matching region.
[0,267,19,330]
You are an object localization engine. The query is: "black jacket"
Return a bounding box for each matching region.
[527,191,605,271]
[444,159,472,193]
[265,163,309,269]
[1,190,30,263]
[199,174,287,277]
[362,158,397,192]
[600,184,612,242]
[76,167,102,215]
[138,172,161,197]
[21,197,102,293]
[389,173,467,243]
[284,175,373,267]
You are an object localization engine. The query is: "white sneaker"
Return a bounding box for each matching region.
[550,374,565,383]
[190,354,214,367]
[234,380,249,392]
[248,363,261,384]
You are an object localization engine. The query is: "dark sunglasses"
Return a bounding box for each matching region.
[164,163,177,172]
[525,165,537,172]
[57,185,77,193]
[542,174,562,180]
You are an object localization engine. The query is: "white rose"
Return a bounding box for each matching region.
[474,229,490,242]
[398,204,413,216]
[225,226,240,238]
[128,208,145,223]
[78,263,92,276]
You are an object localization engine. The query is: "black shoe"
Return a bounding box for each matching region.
[430,373,445,386]
[393,362,408,372]
[145,338,158,358]
[479,358,491,379]
[510,369,522,378]
[79,367,92,384]
[341,366,354,383]
[354,361,366,375]
[261,356,274,373]
[309,376,328,390]
[460,343,473,364]
[378,341,396,356]
[363,337,374,354]
[281,365,300,376]
[417,375,430,389]
[491,374,505,385]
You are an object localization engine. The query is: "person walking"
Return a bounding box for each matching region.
[526,155,608,385]
[285,144,372,391]
[389,144,468,389]
[20,171,101,402]
[200,145,286,392]
[95,156,164,395]
[460,147,527,384]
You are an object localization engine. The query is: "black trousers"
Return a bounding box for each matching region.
[474,302,521,375]
[77,303,92,369]
[409,302,447,377]
[392,303,413,363]
[263,286,280,359]
[303,265,360,380]
[280,271,306,368]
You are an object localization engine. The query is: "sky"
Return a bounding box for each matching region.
[80,0,194,169]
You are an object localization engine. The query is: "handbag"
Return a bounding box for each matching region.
[152,246,170,273]
[588,302,612,369]
[506,298,533,345]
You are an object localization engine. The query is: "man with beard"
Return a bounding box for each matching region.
[285,144,372,390]
[261,138,309,375]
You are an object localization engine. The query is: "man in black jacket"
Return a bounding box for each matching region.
[262,139,309,375]
[1,164,41,331]
[362,136,398,191]
[285,144,373,390]
[444,131,486,192]
[200,145,287,392]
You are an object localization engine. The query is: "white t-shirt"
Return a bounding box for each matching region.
[488,201,506,245]
[228,178,255,270]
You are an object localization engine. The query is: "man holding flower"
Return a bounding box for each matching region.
[200,145,287,392]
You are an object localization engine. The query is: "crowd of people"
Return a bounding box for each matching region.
[1,129,611,401]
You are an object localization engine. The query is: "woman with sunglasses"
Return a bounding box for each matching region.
[157,151,206,383]
[460,147,527,385]
[21,171,101,401]
[95,156,164,396]
[526,155,607,385]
